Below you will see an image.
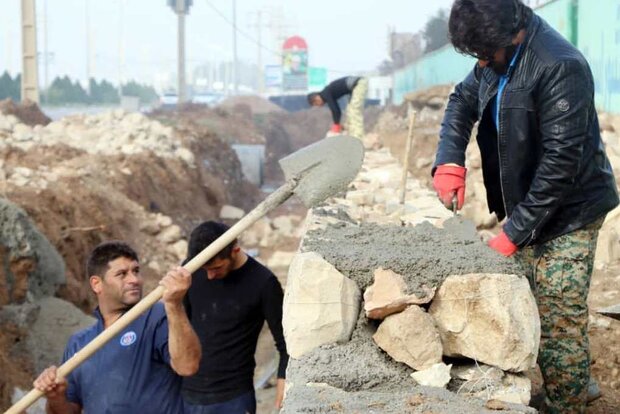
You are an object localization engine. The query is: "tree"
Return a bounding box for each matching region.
[89,78,120,105]
[0,71,21,101]
[122,81,159,105]
[46,76,87,104]
[423,9,449,53]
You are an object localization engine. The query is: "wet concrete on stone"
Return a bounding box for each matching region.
[303,218,522,295]
[288,311,412,393]
[281,383,536,414]
[311,206,357,225]
[285,311,535,413]
[284,216,536,413]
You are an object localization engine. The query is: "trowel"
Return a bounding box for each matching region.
[6,135,365,414]
[597,304,620,321]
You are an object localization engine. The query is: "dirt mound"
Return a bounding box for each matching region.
[149,105,265,146]
[151,103,334,185]
[254,107,332,184]
[0,99,51,126]
[218,95,285,115]
[0,106,266,409]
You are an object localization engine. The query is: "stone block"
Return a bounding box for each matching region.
[410,363,452,388]
[219,205,245,220]
[429,273,540,372]
[364,268,435,319]
[283,252,361,359]
[373,305,443,370]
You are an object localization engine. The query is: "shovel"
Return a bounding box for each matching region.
[597,304,620,321]
[6,135,365,414]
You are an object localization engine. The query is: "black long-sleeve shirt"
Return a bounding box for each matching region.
[319,76,361,124]
[181,256,289,405]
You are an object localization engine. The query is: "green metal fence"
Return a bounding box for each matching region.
[393,0,620,113]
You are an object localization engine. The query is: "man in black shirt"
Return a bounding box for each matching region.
[182,221,289,414]
[307,76,368,138]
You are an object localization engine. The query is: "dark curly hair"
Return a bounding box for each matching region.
[87,241,139,279]
[187,221,236,264]
[449,0,532,60]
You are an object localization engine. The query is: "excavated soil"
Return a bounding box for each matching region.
[0,99,51,126]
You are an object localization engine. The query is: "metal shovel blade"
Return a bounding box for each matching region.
[597,304,620,321]
[278,135,364,207]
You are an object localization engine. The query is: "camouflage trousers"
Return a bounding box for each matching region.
[515,217,604,414]
[344,78,368,139]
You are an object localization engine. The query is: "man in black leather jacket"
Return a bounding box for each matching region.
[432,1,619,413]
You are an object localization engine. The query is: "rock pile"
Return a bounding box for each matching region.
[0,103,263,410]
[0,110,194,164]
[280,136,539,413]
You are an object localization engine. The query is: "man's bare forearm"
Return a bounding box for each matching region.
[165,302,201,376]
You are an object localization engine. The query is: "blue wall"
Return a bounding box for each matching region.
[393,0,620,113]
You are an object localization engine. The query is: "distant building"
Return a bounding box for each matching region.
[390,32,423,70]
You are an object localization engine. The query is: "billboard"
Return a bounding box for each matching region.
[282,36,308,91]
[264,65,283,88]
[308,67,328,91]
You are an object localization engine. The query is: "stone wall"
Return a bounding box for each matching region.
[280,138,539,413]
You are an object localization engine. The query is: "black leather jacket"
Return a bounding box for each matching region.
[434,15,619,247]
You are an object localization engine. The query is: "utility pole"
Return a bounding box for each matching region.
[21,0,40,103]
[85,0,91,94]
[43,0,49,102]
[249,10,264,94]
[250,7,293,95]
[177,0,186,103]
[232,0,238,95]
[118,0,124,101]
[168,0,191,103]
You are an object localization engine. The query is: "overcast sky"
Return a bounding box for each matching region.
[1,0,454,86]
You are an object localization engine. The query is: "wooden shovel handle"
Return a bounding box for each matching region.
[5,179,297,414]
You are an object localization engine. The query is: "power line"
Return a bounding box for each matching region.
[203,0,282,59]
[202,0,349,75]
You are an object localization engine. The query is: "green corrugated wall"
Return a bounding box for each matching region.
[578,0,620,112]
[393,0,620,113]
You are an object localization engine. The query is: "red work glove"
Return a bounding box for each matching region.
[433,165,467,210]
[488,231,518,257]
[330,124,342,133]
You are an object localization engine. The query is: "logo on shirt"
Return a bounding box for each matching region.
[120,331,137,346]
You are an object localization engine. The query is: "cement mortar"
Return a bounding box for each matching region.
[281,383,536,413]
[279,135,365,208]
[312,207,357,225]
[287,311,533,413]
[288,312,411,392]
[303,218,522,294]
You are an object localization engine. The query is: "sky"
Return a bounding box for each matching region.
[0,0,454,88]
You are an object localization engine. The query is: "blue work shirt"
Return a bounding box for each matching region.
[62,302,184,414]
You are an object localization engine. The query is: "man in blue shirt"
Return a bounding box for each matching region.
[33,241,201,414]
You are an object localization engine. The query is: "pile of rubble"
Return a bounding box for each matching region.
[0,110,194,164]
[280,137,539,413]
[0,101,264,410]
